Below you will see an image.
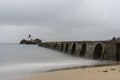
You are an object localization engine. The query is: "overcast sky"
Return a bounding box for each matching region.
[0,0,120,43]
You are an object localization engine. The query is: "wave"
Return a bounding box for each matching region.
[0,60,114,80]
[0,60,101,72]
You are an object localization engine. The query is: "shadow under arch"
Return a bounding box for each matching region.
[65,43,69,53]
[71,43,76,55]
[93,44,103,59]
[54,43,57,48]
[61,43,64,51]
[79,43,86,57]
[116,43,120,61]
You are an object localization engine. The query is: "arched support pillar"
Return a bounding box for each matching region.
[64,43,69,53]
[116,42,120,61]
[60,43,64,51]
[79,43,86,57]
[93,43,103,59]
[54,42,58,49]
[103,42,116,60]
[70,43,76,55]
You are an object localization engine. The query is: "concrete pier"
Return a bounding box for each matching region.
[39,40,120,61]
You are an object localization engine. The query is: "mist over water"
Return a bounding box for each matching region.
[0,44,108,80]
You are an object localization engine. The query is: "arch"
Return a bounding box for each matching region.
[93,44,103,59]
[54,43,57,48]
[116,43,120,61]
[71,43,76,55]
[65,43,69,53]
[61,43,64,51]
[80,43,86,57]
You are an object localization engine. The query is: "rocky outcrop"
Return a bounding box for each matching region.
[20,39,42,44]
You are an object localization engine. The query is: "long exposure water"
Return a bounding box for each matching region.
[0,44,109,80]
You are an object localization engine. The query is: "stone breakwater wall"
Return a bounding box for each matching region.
[38,40,120,61]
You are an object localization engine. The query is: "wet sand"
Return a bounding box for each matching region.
[23,64,120,80]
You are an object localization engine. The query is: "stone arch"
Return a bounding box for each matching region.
[54,43,57,48]
[71,43,76,55]
[65,43,69,53]
[61,43,64,51]
[93,44,103,59]
[79,43,86,57]
[116,43,120,61]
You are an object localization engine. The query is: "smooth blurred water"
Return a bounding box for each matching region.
[0,44,107,80]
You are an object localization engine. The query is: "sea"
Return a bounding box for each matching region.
[0,44,112,80]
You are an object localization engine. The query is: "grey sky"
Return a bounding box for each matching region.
[0,0,120,43]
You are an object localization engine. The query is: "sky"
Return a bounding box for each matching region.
[0,0,120,43]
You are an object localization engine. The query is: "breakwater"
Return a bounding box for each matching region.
[38,40,120,61]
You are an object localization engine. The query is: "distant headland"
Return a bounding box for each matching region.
[20,34,42,44]
[20,38,42,44]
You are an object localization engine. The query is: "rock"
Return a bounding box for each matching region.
[20,38,42,45]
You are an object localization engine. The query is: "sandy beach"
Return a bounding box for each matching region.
[23,64,120,80]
